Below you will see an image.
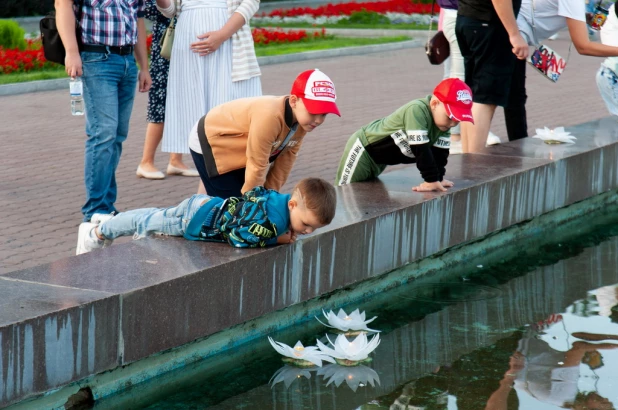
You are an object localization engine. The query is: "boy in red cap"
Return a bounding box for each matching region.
[335,78,473,192]
[189,69,341,198]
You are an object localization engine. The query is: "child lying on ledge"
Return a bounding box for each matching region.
[76,178,336,254]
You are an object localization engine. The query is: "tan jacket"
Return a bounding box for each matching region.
[203,96,307,193]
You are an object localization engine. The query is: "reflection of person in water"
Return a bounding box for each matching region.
[493,285,618,410]
[490,332,618,409]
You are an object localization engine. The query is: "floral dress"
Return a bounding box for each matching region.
[145,0,173,123]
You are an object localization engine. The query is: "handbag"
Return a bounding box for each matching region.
[40,0,84,66]
[160,0,181,60]
[425,0,450,65]
[526,0,571,82]
[527,44,569,82]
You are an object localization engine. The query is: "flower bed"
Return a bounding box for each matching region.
[252,27,328,45]
[0,29,328,75]
[262,0,434,17]
[0,39,56,74]
[253,0,436,26]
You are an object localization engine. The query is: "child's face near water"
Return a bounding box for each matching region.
[431,99,459,132]
[290,97,327,132]
[288,197,325,235]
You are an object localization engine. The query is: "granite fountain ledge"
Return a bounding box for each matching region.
[1,117,618,408]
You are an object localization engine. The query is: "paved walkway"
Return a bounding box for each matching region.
[0,38,610,274]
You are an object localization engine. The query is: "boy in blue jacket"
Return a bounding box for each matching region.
[76,178,336,254]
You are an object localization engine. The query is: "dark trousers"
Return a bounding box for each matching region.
[504,58,529,141]
[190,149,245,199]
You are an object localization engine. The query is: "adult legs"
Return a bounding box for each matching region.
[456,14,517,153]
[461,103,497,153]
[442,8,465,143]
[105,55,138,210]
[81,52,136,221]
[504,58,529,141]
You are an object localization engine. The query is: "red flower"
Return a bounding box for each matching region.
[252,27,327,45]
[262,0,436,18]
[0,38,59,74]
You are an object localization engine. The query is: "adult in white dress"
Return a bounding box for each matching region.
[156,0,262,163]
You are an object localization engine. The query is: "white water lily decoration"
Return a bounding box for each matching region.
[268,337,335,367]
[317,364,381,392]
[316,308,379,334]
[269,365,314,388]
[532,127,576,144]
[317,333,381,366]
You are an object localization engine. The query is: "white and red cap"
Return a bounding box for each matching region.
[290,69,341,117]
[433,78,474,124]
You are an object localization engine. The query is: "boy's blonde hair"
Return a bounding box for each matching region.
[293,178,337,224]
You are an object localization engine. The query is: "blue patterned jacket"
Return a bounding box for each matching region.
[184,187,291,248]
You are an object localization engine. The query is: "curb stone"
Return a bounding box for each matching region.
[0,40,422,96]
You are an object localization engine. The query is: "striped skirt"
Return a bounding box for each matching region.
[162,0,262,154]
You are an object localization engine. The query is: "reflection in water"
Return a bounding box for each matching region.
[269,365,314,389]
[269,364,381,393]
[379,285,618,410]
[318,364,380,392]
[94,222,618,410]
[399,282,503,303]
[511,285,618,410]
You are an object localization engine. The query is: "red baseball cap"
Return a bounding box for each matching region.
[433,78,474,124]
[290,69,341,117]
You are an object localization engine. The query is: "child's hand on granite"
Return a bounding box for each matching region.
[277,231,296,244]
[412,181,448,192]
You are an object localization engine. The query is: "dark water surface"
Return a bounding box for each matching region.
[96,223,618,410]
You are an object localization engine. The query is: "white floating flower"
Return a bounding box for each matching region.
[268,337,335,367]
[317,333,381,366]
[317,364,381,392]
[532,127,576,144]
[269,365,314,388]
[316,308,379,334]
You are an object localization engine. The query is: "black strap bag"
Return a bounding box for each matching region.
[424,0,450,65]
[40,1,83,66]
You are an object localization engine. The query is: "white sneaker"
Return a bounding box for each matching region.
[76,222,106,255]
[548,33,559,40]
[91,213,115,247]
[486,132,502,146]
[450,140,463,155]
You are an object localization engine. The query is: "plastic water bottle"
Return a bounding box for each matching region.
[70,77,84,116]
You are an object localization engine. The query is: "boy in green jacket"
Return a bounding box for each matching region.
[335,78,474,192]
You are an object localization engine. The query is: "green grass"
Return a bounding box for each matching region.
[0,36,411,85]
[0,68,66,85]
[252,22,429,30]
[255,35,410,56]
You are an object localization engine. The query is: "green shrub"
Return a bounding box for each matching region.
[0,20,27,50]
[337,10,390,25]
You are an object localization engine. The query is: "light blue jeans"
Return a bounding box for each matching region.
[596,66,618,117]
[81,51,138,221]
[99,194,210,240]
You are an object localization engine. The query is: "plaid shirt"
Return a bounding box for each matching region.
[75,0,145,47]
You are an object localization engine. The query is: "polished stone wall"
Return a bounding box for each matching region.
[1,117,617,407]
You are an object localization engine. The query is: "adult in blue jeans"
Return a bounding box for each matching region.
[55,0,152,229]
